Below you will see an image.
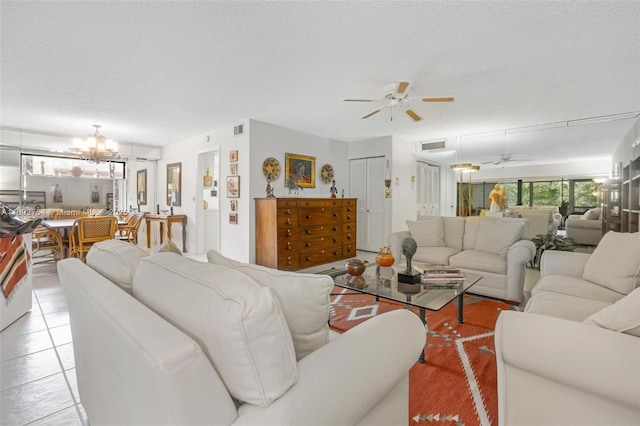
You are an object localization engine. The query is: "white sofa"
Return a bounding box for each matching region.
[494,231,640,425]
[510,206,561,236]
[388,216,535,304]
[565,207,603,245]
[58,240,425,425]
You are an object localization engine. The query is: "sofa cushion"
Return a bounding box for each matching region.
[85,239,149,293]
[206,250,331,360]
[583,287,640,337]
[532,275,626,304]
[524,291,612,322]
[463,216,529,250]
[443,216,465,250]
[133,253,297,407]
[413,246,460,265]
[581,207,601,220]
[582,231,640,295]
[407,217,445,247]
[449,249,507,275]
[474,219,524,257]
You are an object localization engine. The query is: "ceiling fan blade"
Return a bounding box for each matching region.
[421,97,454,102]
[361,109,381,119]
[396,81,410,94]
[405,109,422,121]
[344,99,375,102]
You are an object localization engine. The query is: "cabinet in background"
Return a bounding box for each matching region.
[255,198,357,271]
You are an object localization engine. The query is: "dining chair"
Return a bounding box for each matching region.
[32,225,64,263]
[116,212,147,245]
[69,216,117,261]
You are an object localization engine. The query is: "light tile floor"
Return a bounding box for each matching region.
[1,250,540,425]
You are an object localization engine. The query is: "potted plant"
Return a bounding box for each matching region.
[531,233,576,268]
[558,200,569,229]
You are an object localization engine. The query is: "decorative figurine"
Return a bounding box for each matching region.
[266,174,275,198]
[398,237,420,283]
[330,180,338,198]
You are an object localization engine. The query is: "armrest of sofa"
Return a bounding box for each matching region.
[495,311,640,425]
[387,230,411,263]
[235,309,425,426]
[539,250,590,278]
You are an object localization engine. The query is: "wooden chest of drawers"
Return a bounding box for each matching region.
[255,198,357,271]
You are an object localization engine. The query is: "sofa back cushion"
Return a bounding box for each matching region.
[133,253,297,407]
[582,207,602,220]
[463,216,529,250]
[86,240,149,293]
[583,286,640,337]
[443,216,465,250]
[407,216,445,247]
[582,231,640,295]
[206,250,331,360]
[474,219,525,256]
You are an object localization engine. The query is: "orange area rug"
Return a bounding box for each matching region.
[330,287,513,426]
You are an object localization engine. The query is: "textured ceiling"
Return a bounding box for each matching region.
[1,1,639,169]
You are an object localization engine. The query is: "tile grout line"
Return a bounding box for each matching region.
[33,283,87,426]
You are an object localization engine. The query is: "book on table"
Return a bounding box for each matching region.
[414,263,465,288]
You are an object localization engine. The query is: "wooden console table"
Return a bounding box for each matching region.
[145,214,187,252]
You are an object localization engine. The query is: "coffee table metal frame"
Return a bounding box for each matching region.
[332,267,482,363]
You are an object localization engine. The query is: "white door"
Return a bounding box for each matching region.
[350,157,386,252]
[417,162,440,216]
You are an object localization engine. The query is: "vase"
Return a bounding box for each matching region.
[375,246,395,267]
[345,259,368,276]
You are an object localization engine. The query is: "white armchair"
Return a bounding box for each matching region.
[565,207,603,245]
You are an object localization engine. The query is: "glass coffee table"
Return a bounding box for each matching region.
[332,266,482,363]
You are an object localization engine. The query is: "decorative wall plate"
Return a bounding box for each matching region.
[262,157,280,180]
[320,164,334,184]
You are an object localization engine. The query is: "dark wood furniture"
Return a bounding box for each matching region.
[255,198,357,270]
[145,214,187,252]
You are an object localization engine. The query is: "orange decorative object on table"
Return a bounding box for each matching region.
[375,246,395,267]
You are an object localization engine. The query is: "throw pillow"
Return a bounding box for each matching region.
[583,287,640,337]
[406,217,445,247]
[133,253,297,407]
[474,219,524,257]
[206,250,332,360]
[85,239,149,293]
[582,231,640,295]
[156,239,182,255]
[581,207,601,220]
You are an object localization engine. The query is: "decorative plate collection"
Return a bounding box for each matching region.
[320,163,334,184]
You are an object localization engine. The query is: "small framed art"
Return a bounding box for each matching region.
[230,150,238,162]
[226,176,240,198]
[230,162,237,175]
[229,213,238,224]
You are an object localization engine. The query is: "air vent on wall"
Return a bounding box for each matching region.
[234,123,244,136]
[421,140,446,151]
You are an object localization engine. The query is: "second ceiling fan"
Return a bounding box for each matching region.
[344,81,454,122]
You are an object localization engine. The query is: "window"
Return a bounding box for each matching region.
[573,180,600,208]
[532,181,563,207]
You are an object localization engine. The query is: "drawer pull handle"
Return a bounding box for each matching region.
[332,227,338,231]
[347,215,352,220]
[306,229,312,235]
[306,214,312,219]
[286,219,291,225]
[306,242,311,247]
[333,212,338,217]
[285,209,291,214]
[287,258,293,265]
[306,256,312,261]
[333,238,338,243]
[286,230,292,236]
[347,235,352,240]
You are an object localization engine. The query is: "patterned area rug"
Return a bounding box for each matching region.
[330,287,514,426]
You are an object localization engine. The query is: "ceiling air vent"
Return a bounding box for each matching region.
[234,123,244,136]
[421,141,446,151]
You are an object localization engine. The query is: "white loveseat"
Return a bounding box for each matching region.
[387,216,535,304]
[565,207,603,245]
[510,206,561,236]
[58,240,425,425]
[494,231,640,425]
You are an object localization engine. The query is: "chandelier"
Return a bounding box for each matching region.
[70,125,119,163]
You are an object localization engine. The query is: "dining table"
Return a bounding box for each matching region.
[42,217,127,258]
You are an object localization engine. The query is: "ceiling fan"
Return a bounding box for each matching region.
[482,153,533,165]
[343,81,454,122]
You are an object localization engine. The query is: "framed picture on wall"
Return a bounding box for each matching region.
[137,169,147,205]
[226,176,240,198]
[230,150,238,162]
[90,185,100,204]
[230,162,237,175]
[167,162,182,206]
[229,213,238,224]
[285,152,315,188]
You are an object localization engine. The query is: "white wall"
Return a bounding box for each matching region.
[613,117,640,164]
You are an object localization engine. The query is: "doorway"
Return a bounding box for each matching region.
[350,156,386,252]
[196,149,220,254]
